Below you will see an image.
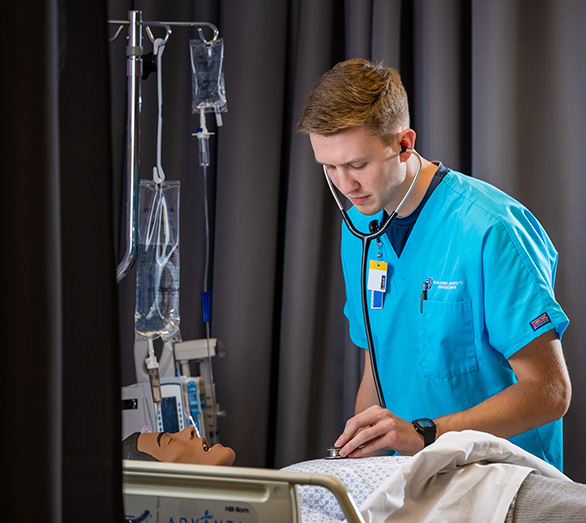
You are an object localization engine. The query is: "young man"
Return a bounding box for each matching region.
[297,59,571,469]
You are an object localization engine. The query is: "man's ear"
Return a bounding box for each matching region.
[398,128,416,156]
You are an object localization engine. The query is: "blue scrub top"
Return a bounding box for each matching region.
[341,170,569,470]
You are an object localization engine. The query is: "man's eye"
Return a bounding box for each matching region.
[350,163,366,170]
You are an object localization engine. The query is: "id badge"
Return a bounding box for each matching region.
[368,260,387,309]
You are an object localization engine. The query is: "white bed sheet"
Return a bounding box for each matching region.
[283,430,570,523]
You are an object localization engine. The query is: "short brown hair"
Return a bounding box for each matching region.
[297,59,409,142]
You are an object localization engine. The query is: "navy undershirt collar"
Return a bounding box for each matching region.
[383,163,449,257]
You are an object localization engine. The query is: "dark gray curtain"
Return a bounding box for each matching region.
[10,3,583,519]
[6,0,121,522]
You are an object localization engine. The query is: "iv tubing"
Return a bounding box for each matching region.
[145,338,162,404]
[153,38,166,184]
[196,110,219,443]
[199,109,212,292]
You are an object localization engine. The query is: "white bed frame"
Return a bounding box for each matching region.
[123,459,366,523]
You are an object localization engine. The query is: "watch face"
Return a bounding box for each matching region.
[413,418,436,447]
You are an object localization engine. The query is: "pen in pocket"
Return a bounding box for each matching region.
[420,280,428,313]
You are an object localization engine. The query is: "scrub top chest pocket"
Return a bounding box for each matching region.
[418,299,478,379]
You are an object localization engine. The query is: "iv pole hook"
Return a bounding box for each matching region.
[143,22,173,46]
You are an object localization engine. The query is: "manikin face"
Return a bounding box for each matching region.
[310,126,407,216]
[138,427,236,466]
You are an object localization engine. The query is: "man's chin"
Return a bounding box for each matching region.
[354,204,382,216]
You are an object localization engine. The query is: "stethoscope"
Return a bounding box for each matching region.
[322,147,423,409]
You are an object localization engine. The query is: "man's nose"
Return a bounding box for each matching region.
[331,168,359,195]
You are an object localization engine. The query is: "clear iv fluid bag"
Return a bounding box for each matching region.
[135,180,180,340]
[190,38,227,113]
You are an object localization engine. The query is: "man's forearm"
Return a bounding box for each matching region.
[355,349,379,415]
[355,377,379,415]
[434,376,569,440]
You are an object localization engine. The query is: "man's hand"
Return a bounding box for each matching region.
[334,405,425,457]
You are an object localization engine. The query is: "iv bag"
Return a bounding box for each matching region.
[190,38,227,113]
[135,180,181,341]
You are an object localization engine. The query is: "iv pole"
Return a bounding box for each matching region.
[112,10,226,442]
[109,10,219,282]
[115,10,141,282]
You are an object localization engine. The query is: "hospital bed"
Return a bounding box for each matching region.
[123,459,365,523]
[123,431,585,523]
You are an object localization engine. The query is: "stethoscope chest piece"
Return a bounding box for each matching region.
[325,446,346,459]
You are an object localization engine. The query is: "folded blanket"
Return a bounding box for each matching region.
[359,430,569,523]
[283,430,570,523]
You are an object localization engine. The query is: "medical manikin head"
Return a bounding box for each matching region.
[122,427,235,466]
[296,58,410,143]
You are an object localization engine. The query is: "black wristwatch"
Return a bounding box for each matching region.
[412,418,436,447]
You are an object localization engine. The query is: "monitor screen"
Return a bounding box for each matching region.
[161,396,180,433]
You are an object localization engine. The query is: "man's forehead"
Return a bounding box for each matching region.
[309,128,386,165]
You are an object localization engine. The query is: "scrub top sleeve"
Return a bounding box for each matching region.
[482,215,569,359]
[344,301,368,349]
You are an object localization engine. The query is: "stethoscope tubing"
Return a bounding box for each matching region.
[323,150,423,409]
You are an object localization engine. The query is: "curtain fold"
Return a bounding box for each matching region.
[472,1,586,482]
[6,1,63,520]
[59,0,122,518]
[205,0,291,467]
[7,1,122,521]
[411,0,471,171]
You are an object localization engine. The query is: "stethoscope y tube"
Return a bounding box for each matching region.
[323,149,423,409]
